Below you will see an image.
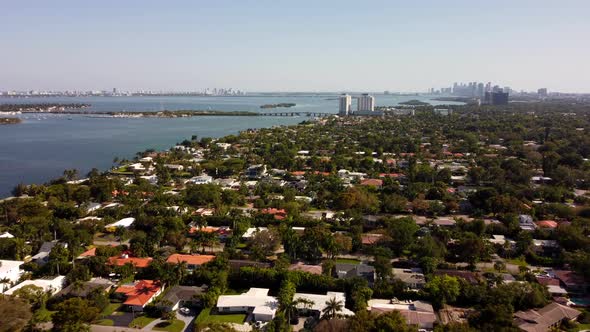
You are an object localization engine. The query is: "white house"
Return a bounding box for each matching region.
[139,156,153,163]
[129,163,146,172]
[164,164,184,171]
[293,291,355,317]
[0,232,14,239]
[85,202,102,213]
[242,227,268,239]
[0,259,24,293]
[140,175,158,185]
[217,288,278,322]
[5,275,66,296]
[105,217,135,230]
[186,175,213,185]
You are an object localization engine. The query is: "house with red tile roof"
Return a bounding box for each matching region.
[108,254,153,269]
[361,233,385,245]
[114,280,163,312]
[166,254,216,271]
[536,220,558,229]
[260,208,287,220]
[77,247,97,259]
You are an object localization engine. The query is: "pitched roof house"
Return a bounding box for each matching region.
[114,280,163,312]
[166,254,215,270]
[514,302,581,332]
[368,299,437,330]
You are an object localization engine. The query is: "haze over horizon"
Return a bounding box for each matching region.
[2,0,589,93]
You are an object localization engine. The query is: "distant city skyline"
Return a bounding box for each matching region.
[2,1,589,93]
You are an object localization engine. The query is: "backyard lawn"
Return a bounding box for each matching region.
[101,303,121,317]
[196,307,246,324]
[153,319,186,332]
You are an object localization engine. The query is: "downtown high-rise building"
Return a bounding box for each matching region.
[357,93,375,112]
[339,94,352,116]
[538,88,548,97]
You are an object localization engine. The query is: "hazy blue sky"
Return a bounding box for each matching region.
[2,1,589,92]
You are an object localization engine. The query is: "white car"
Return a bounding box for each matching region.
[179,307,191,315]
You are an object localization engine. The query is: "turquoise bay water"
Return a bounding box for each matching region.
[0,94,460,196]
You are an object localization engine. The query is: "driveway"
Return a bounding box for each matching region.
[107,312,135,328]
[176,308,197,332]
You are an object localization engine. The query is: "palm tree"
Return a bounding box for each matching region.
[283,297,314,326]
[321,297,343,320]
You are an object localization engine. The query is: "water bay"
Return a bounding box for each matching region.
[0,94,459,196]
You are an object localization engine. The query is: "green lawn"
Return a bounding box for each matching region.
[95,319,114,326]
[154,319,186,332]
[129,315,157,328]
[571,323,590,331]
[196,307,246,324]
[505,257,528,267]
[335,258,360,264]
[101,303,121,317]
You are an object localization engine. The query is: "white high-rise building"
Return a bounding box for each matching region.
[357,93,375,112]
[339,94,352,116]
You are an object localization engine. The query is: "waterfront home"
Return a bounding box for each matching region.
[217,288,278,322]
[166,254,216,271]
[367,299,436,330]
[0,259,24,292]
[114,280,163,312]
[294,291,354,317]
[514,302,580,332]
[5,275,66,296]
[129,163,146,172]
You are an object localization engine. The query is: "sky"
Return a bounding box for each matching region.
[1,0,589,93]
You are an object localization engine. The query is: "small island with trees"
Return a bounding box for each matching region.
[0,117,21,125]
[260,103,296,109]
[398,99,431,106]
